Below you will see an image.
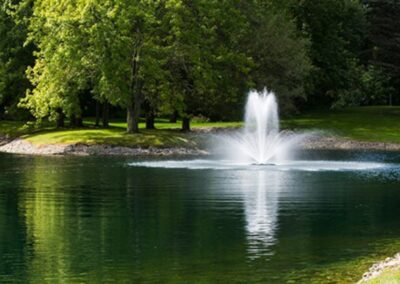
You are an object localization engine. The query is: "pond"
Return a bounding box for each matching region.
[0,150,400,283]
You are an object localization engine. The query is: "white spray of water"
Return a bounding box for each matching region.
[220,88,303,164]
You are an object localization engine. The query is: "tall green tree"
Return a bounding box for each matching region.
[0,0,34,119]
[241,0,312,114]
[97,0,167,133]
[71,0,168,133]
[23,0,172,131]
[20,0,89,125]
[294,0,367,107]
[22,0,314,129]
[364,0,400,105]
[163,0,252,129]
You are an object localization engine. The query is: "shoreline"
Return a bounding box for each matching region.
[1,133,400,156]
[302,135,400,152]
[358,253,400,283]
[0,138,208,156]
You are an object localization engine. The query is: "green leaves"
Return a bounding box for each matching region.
[19,0,315,124]
[294,0,367,106]
[21,0,89,120]
[243,1,312,114]
[0,0,34,119]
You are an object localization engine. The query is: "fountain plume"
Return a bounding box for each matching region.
[220,88,302,164]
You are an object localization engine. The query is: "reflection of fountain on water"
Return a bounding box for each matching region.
[221,89,304,164]
[240,170,282,259]
[128,159,387,171]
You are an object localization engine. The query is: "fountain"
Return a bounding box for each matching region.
[129,88,387,171]
[222,88,300,164]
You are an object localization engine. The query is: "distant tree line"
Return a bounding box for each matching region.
[0,0,399,132]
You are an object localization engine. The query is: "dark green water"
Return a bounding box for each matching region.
[1,151,400,283]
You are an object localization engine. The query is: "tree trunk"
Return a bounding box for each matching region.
[95,101,101,127]
[181,116,191,132]
[146,114,155,130]
[70,114,76,127]
[133,96,142,133]
[56,109,65,128]
[70,114,83,127]
[127,102,140,133]
[169,111,178,123]
[76,116,83,127]
[102,103,109,128]
[127,104,134,133]
[127,46,143,133]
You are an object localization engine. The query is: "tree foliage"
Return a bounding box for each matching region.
[0,0,34,119]
[294,0,368,106]
[0,0,398,129]
[243,0,312,114]
[364,0,400,104]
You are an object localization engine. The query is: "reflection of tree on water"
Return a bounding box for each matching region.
[18,157,140,282]
[0,155,28,282]
[241,170,282,259]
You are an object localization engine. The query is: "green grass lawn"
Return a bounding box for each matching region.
[0,119,242,148]
[282,106,400,143]
[1,106,400,147]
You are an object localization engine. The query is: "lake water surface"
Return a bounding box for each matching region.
[1,151,400,283]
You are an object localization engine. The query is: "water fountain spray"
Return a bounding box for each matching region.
[222,88,297,164]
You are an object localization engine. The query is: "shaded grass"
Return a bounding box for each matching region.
[103,119,242,130]
[282,106,400,143]
[2,106,400,147]
[0,120,41,137]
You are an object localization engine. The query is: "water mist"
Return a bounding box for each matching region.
[219,89,302,164]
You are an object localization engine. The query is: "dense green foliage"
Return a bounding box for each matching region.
[364,0,400,105]
[0,0,399,132]
[0,0,34,119]
[294,0,367,107]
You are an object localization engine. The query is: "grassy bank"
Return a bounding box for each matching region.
[1,106,400,147]
[283,106,400,143]
[365,268,400,283]
[0,119,241,148]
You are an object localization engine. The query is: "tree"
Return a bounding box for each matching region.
[0,0,34,120]
[20,0,89,125]
[294,0,367,107]
[364,0,400,105]
[163,0,251,130]
[21,0,315,129]
[241,0,312,114]
[79,0,169,133]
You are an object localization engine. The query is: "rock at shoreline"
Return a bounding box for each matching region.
[0,138,208,156]
[301,135,400,151]
[0,134,12,146]
[63,143,209,156]
[2,132,400,157]
[359,253,400,283]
